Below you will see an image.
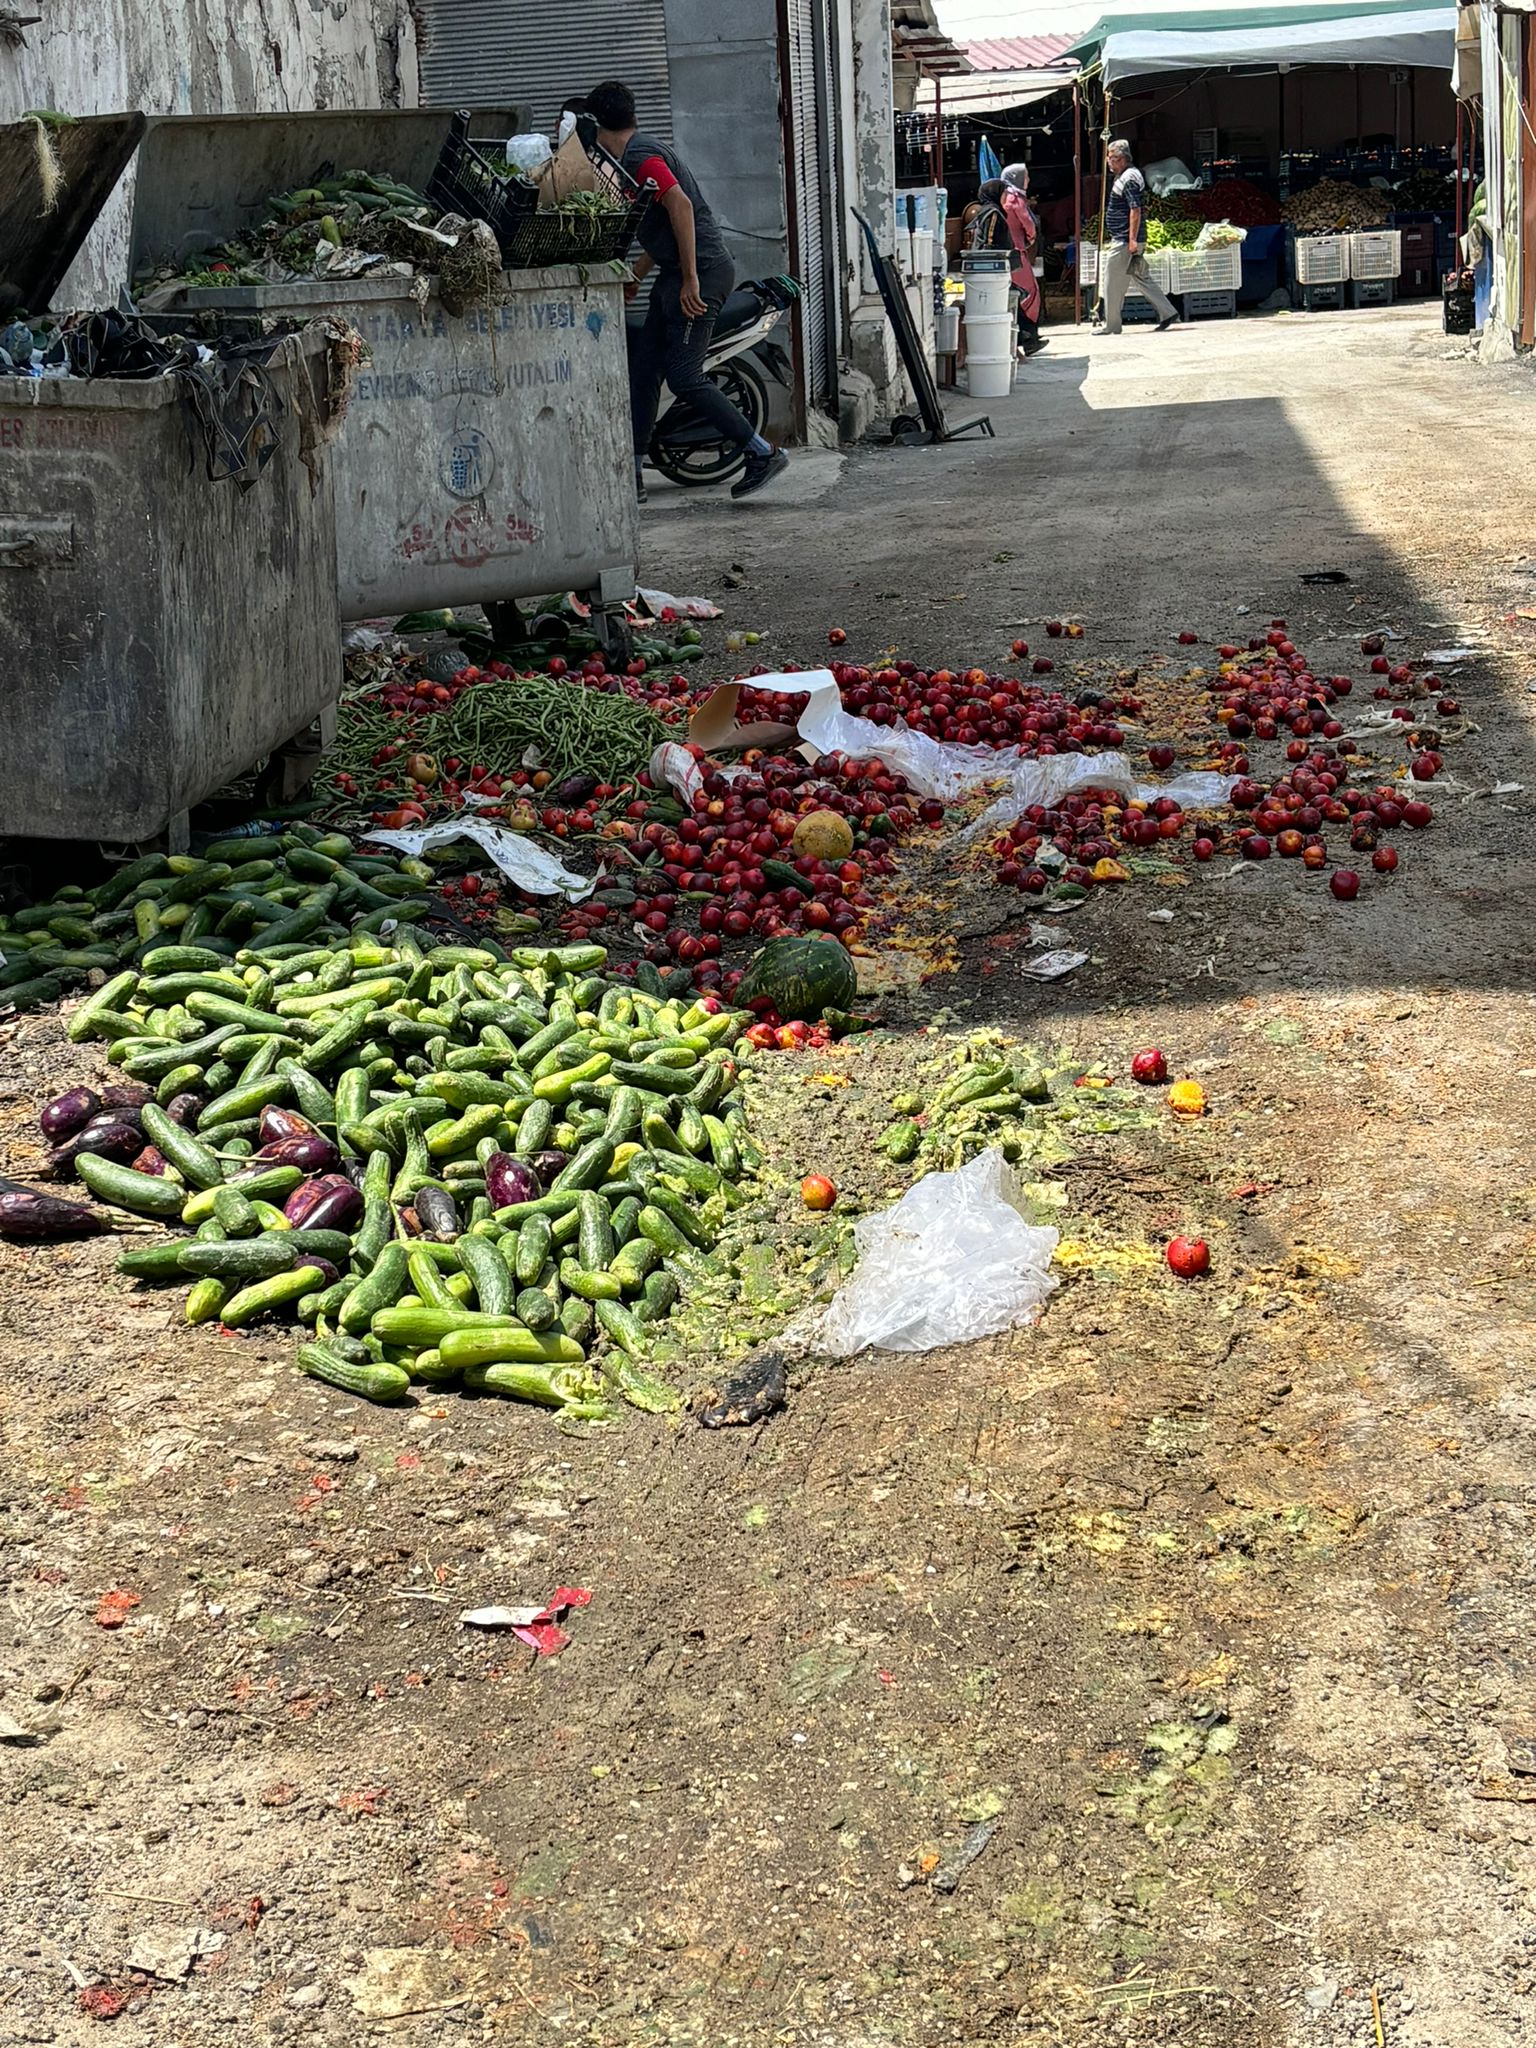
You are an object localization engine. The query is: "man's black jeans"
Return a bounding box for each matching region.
[628,258,755,465]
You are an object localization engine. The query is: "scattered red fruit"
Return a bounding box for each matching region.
[1167,1236,1211,1279]
[1372,846,1399,873]
[827,628,847,645]
[800,1175,838,1211]
[1329,868,1361,900]
[1177,630,1199,645]
[1046,621,1064,637]
[1130,1048,1168,1085]
[1011,638,1030,658]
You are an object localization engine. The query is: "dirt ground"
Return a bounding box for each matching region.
[6,304,1536,2047]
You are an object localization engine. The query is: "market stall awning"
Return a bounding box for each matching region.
[1070,1,1456,85]
[911,67,1077,114]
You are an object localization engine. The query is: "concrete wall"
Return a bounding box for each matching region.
[0,0,419,303]
[663,0,790,282]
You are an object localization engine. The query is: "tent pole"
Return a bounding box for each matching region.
[1073,79,1083,327]
[934,68,944,190]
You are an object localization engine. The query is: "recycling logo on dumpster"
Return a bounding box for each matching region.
[443,426,494,499]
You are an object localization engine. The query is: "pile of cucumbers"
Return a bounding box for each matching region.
[0,827,464,1015]
[61,926,758,1417]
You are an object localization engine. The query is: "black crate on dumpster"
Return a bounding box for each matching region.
[428,111,653,269]
[1349,277,1395,308]
[1179,289,1236,319]
[1294,280,1345,311]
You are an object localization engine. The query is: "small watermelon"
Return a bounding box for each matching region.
[737,935,858,1022]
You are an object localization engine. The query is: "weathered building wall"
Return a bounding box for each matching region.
[0,0,419,303]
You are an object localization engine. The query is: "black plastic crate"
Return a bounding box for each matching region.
[426,111,654,271]
[1349,277,1395,308]
[426,112,537,246]
[1179,288,1236,319]
[1293,280,1345,312]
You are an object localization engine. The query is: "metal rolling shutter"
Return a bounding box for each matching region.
[783,0,840,415]
[415,0,672,136]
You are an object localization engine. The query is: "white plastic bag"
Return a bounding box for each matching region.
[362,819,594,899]
[688,671,1238,814]
[793,1149,1058,1357]
[503,134,553,176]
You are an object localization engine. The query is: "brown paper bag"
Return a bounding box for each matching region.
[536,131,602,210]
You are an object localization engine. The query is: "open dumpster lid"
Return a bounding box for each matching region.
[0,111,146,313]
[125,107,525,283]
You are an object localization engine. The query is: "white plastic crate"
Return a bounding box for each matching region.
[1293,234,1351,284]
[1171,243,1242,293]
[1079,244,1171,292]
[1349,229,1402,280]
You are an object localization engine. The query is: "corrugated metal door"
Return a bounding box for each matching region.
[415,0,672,136]
[781,0,841,415]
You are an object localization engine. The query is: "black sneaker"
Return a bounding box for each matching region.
[635,475,648,505]
[1020,337,1049,358]
[731,448,788,500]
[1155,314,1179,332]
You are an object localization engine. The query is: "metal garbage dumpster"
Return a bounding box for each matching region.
[129,113,639,626]
[0,113,345,847]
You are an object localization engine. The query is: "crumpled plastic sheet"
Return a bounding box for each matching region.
[659,670,1237,818]
[789,1149,1058,1358]
[362,819,594,899]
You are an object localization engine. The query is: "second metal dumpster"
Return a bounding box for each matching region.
[0,114,345,847]
[129,113,639,626]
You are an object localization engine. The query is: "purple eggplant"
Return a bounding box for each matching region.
[344,1156,369,1190]
[259,1105,320,1148]
[46,1118,144,1180]
[255,1133,340,1174]
[39,1087,102,1142]
[553,771,598,806]
[99,1083,152,1113]
[164,1092,207,1129]
[485,1152,541,1208]
[302,1257,341,1289]
[0,1187,111,1240]
[414,1185,461,1240]
[283,1174,364,1232]
[532,1148,567,1189]
[131,1145,171,1178]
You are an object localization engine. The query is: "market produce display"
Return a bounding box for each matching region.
[37,928,762,1417]
[1282,178,1391,231]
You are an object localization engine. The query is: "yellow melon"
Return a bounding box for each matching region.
[791,809,854,862]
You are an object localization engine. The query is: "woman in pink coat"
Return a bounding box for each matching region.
[1000,163,1047,358]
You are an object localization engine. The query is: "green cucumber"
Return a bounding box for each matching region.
[221,1264,324,1328]
[76,1155,187,1219]
[298,1343,410,1403]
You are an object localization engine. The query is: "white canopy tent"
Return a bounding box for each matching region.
[1094,7,1455,86]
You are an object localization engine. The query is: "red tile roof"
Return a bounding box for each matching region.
[965,34,1079,70]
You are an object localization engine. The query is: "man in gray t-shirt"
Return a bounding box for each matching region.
[1099,139,1179,337]
[587,79,788,502]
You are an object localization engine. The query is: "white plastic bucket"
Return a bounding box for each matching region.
[963,311,1014,361]
[962,271,1011,318]
[934,308,960,352]
[968,355,1014,398]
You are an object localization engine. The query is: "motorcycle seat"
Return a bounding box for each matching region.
[711,288,764,339]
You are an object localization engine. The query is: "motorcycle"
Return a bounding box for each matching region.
[638,274,800,489]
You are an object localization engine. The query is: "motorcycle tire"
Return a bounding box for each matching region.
[648,358,770,488]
